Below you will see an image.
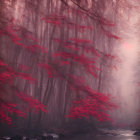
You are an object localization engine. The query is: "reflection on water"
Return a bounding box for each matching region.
[68,135,139,140]
[96,135,138,140]
[67,129,140,140]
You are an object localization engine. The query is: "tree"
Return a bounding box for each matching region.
[0,0,120,134]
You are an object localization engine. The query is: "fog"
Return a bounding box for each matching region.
[111,3,140,126]
[0,0,140,139]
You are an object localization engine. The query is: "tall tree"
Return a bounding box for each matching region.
[0,0,120,135]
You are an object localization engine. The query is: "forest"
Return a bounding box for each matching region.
[0,0,140,140]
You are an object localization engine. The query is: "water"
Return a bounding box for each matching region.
[66,129,140,140]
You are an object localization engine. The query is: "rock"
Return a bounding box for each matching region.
[49,134,59,139]
[42,133,47,137]
[24,137,30,140]
[58,133,65,139]
[46,135,53,140]
[41,136,47,140]
[11,135,23,140]
[133,131,140,136]
[1,136,11,140]
[42,133,59,139]
[22,136,27,140]
[28,137,38,140]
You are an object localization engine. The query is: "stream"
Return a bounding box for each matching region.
[67,129,140,140]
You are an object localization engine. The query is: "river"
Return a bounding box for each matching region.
[66,129,140,140]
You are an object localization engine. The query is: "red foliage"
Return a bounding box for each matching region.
[16,72,37,84]
[53,52,95,65]
[0,102,26,124]
[67,23,92,33]
[62,72,117,122]
[0,6,119,125]
[84,46,101,57]
[24,34,40,43]
[59,60,70,66]
[104,54,117,59]
[67,74,87,88]
[0,59,48,124]
[18,64,30,71]
[70,38,91,44]
[12,39,26,48]
[16,92,48,113]
[66,92,117,122]
[38,63,57,78]
[103,29,120,40]
[64,45,80,51]
[5,26,22,41]
[0,60,37,84]
[0,60,40,124]
[1,26,47,55]
[42,12,92,33]
[42,18,62,26]
[0,71,15,85]
[53,51,99,78]
[27,44,47,54]
[53,38,100,58]
[0,60,17,85]
[0,91,48,124]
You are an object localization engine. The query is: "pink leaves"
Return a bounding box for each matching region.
[42,15,63,27]
[0,6,120,125]
[0,102,26,124]
[64,45,80,51]
[0,61,16,85]
[65,73,117,122]
[53,51,99,78]
[53,38,101,58]
[0,111,12,124]
[70,38,91,44]
[27,44,47,54]
[5,26,22,41]
[24,34,40,43]
[0,71,14,85]
[66,99,109,121]
[0,60,37,84]
[66,93,117,122]
[53,52,95,66]
[38,63,57,78]
[43,19,62,26]
[18,64,30,71]
[67,74,87,88]
[1,26,47,55]
[42,13,92,33]
[84,46,101,57]
[59,60,70,66]
[0,59,47,124]
[17,73,37,84]
[103,29,120,40]
[0,91,48,124]
[16,92,48,113]
[42,14,66,27]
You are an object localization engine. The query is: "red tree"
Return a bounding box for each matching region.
[0,0,120,128]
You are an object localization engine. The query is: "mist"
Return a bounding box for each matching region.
[0,0,140,139]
